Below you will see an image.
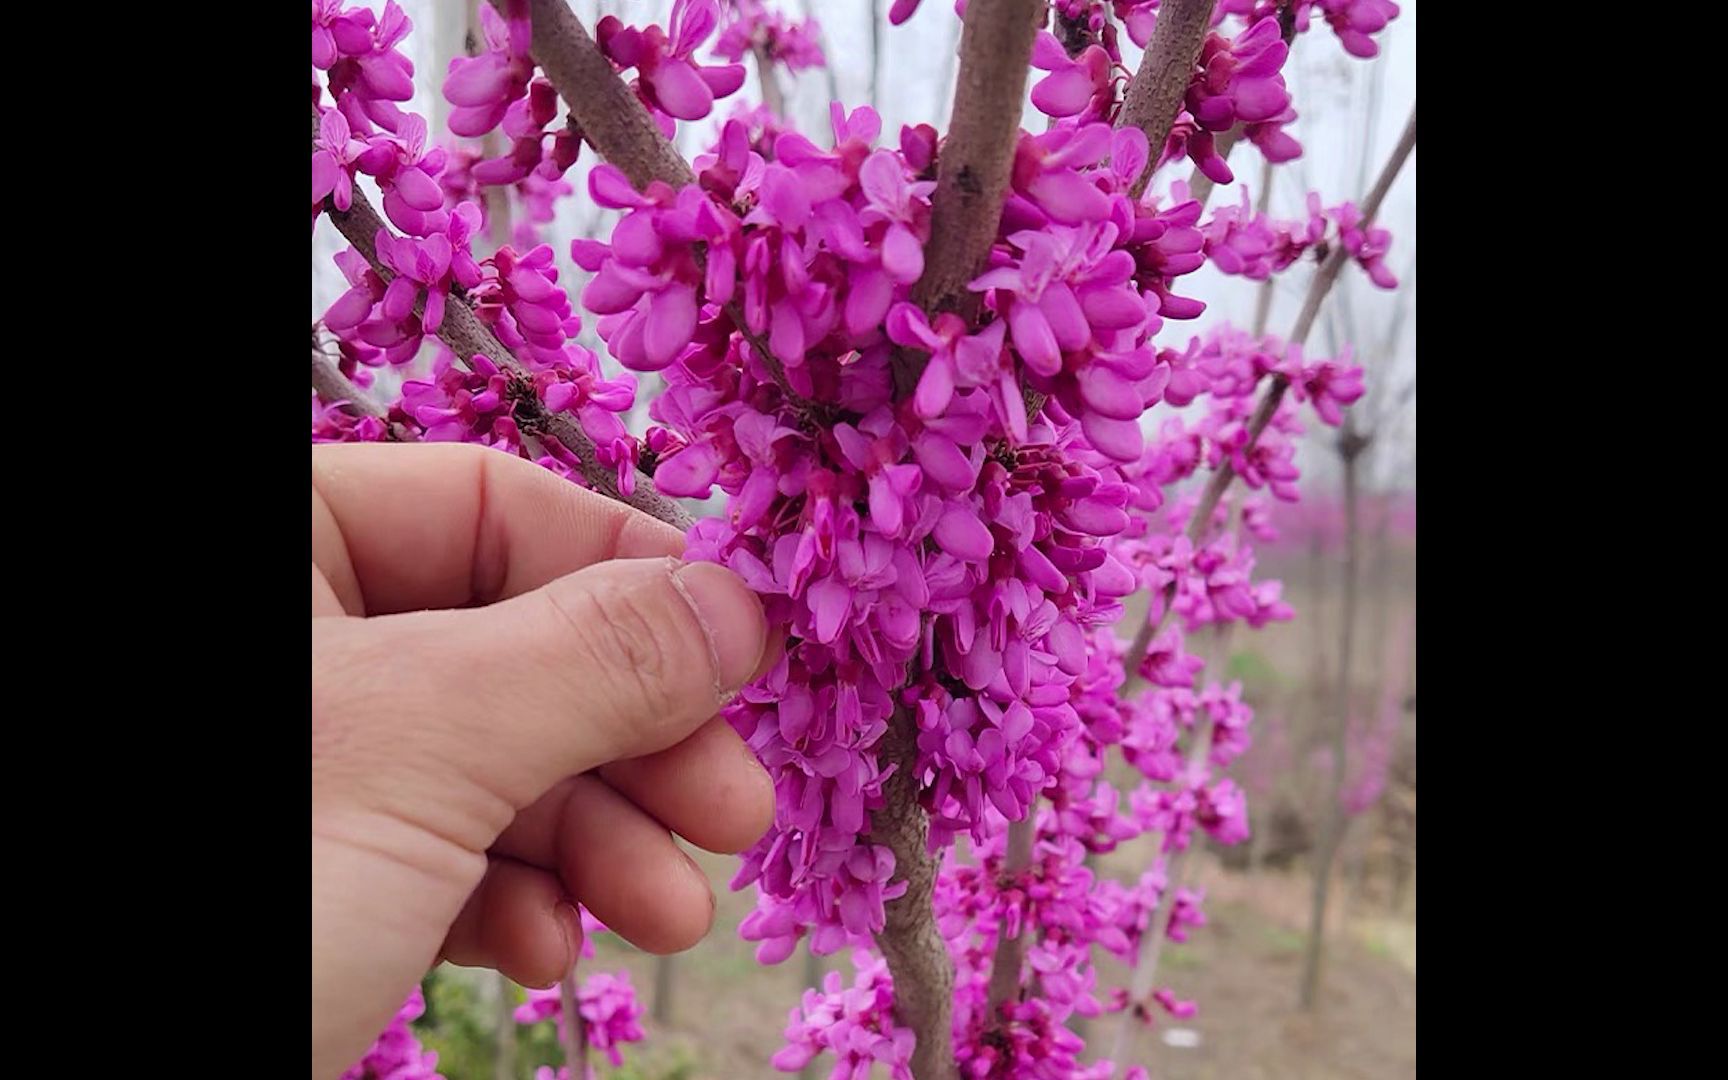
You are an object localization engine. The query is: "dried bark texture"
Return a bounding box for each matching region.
[313,115,692,528]
[868,712,958,1080]
[1116,0,1217,198]
[907,0,1043,324]
[504,0,696,190]
[1120,106,1413,680]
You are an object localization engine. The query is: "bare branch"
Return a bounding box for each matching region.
[753,43,786,118]
[1116,0,1218,199]
[559,972,589,1075]
[313,117,692,528]
[312,349,381,419]
[867,711,959,1080]
[1120,105,1413,678]
[907,0,1042,323]
[501,0,695,189]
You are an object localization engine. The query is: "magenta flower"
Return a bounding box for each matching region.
[311,106,366,215]
[1029,32,1114,122]
[374,229,454,334]
[338,986,443,1080]
[311,1,374,71]
[1319,0,1401,58]
[1291,344,1367,426]
[1332,201,1400,288]
[596,0,747,124]
[1187,16,1292,133]
[442,0,534,137]
[714,0,827,72]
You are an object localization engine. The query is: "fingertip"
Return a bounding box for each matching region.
[669,561,768,696]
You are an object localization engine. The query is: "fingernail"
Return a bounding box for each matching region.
[678,848,717,916]
[555,901,583,978]
[669,560,768,700]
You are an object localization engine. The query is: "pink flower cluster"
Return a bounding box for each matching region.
[597,0,746,132]
[773,951,916,1077]
[339,986,443,1080]
[311,3,1398,1075]
[314,3,642,493]
[1204,187,1401,289]
[515,972,648,1068]
[714,1,827,72]
[1214,0,1401,59]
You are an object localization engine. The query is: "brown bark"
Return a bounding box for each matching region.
[1115,0,1218,198]
[500,0,696,190]
[896,0,1043,398]
[867,712,958,1080]
[311,349,382,420]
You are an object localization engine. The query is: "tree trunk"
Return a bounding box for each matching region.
[1298,430,1363,1010]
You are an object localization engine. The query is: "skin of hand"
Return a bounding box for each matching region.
[312,442,775,1078]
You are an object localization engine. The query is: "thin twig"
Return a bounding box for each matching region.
[559,972,589,1076]
[1120,105,1413,679]
[753,42,786,118]
[865,710,958,1080]
[313,113,692,529]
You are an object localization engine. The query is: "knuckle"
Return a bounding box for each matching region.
[545,578,691,724]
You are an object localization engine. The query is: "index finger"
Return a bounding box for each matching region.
[312,443,686,616]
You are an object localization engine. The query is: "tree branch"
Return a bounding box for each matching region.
[559,972,589,1076]
[893,0,1043,397]
[1108,719,1213,1065]
[313,118,692,528]
[753,43,786,118]
[867,710,958,1080]
[1120,105,1413,679]
[503,0,695,189]
[1115,0,1217,199]
[311,346,383,418]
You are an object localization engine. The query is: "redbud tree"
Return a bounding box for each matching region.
[312,1,1413,1077]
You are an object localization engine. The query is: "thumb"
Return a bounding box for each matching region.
[319,557,768,817]
[464,555,769,801]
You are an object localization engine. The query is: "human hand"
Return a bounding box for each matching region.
[312,443,773,1077]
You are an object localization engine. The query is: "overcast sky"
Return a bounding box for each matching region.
[314,0,1415,491]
